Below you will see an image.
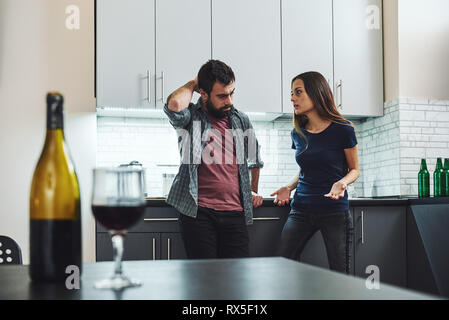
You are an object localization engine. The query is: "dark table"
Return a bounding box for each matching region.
[0,257,440,300]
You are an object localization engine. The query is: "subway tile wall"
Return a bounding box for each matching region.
[96,116,300,198]
[354,98,449,197]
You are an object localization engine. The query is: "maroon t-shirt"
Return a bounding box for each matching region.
[197,113,243,212]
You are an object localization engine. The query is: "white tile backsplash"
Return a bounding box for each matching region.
[97,116,298,197]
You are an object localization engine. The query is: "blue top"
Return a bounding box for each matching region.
[290,121,358,213]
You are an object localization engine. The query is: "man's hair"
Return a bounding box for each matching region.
[197,60,235,95]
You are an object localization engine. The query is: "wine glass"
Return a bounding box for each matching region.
[91,167,146,290]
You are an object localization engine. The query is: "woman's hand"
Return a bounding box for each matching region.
[270,187,292,206]
[324,181,347,200]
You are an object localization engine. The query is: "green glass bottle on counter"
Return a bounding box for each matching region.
[29,92,82,282]
[418,159,430,198]
[433,158,444,197]
[443,158,449,197]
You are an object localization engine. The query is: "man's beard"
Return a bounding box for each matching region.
[205,98,233,119]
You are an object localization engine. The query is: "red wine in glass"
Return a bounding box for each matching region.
[92,205,145,231]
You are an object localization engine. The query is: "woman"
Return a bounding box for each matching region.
[271,71,359,274]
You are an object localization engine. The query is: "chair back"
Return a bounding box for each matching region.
[0,236,23,265]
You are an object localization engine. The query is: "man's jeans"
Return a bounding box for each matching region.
[178,206,249,259]
[278,210,354,274]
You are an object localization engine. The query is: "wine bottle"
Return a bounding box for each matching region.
[29,92,82,282]
[418,159,430,198]
[433,158,444,197]
[443,158,449,197]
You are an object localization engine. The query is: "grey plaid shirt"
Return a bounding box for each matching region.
[163,98,264,225]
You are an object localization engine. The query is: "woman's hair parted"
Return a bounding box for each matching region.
[292,71,355,143]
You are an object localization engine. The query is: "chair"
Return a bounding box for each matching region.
[0,235,23,265]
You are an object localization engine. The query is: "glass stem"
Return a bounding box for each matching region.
[111,233,124,278]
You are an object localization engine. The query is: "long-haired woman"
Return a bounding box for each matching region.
[271,71,360,274]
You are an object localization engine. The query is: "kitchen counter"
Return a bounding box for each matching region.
[145,197,449,207]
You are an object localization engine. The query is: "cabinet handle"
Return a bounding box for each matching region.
[147,70,151,103]
[361,210,365,245]
[160,71,165,104]
[152,238,156,260]
[167,238,171,260]
[336,80,343,109]
[144,218,178,222]
[253,217,280,221]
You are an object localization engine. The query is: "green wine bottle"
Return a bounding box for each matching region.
[418,159,430,198]
[434,158,444,197]
[443,158,449,197]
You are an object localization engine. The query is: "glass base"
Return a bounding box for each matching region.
[94,275,141,290]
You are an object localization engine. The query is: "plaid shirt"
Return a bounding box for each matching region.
[163,98,264,225]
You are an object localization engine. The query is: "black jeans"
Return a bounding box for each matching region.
[278,210,354,274]
[178,206,249,259]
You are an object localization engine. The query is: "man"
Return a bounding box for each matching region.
[164,59,264,259]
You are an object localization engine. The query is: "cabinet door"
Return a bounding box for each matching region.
[281,0,333,113]
[155,0,211,108]
[96,233,160,261]
[333,0,383,117]
[160,233,187,260]
[212,0,282,113]
[248,206,290,257]
[354,207,406,287]
[96,0,155,108]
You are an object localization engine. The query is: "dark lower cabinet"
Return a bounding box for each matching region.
[161,233,187,260]
[95,204,407,289]
[96,232,160,261]
[247,206,290,256]
[353,206,406,287]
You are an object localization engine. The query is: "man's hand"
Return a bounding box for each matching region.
[251,191,263,208]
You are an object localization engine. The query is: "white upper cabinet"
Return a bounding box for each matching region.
[281,0,333,113]
[96,0,155,108]
[96,0,384,117]
[212,0,282,113]
[333,0,384,117]
[155,0,211,108]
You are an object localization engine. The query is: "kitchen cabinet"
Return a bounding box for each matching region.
[155,0,211,108]
[333,0,384,117]
[247,206,290,256]
[96,0,210,109]
[96,233,160,261]
[96,0,155,108]
[96,208,186,261]
[212,0,282,113]
[281,0,334,113]
[353,206,406,287]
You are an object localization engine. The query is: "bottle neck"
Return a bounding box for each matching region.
[420,160,427,171]
[44,129,65,147]
[47,108,64,129]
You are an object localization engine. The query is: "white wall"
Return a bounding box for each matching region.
[0,0,96,264]
[398,0,449,100]
[384,0,449,102]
